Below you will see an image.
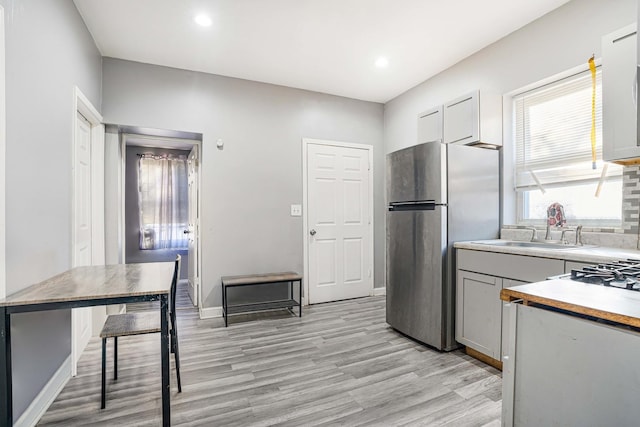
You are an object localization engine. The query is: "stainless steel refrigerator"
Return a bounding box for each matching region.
[386,141,499,351]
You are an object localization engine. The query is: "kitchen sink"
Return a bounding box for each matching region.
[471,240,593,250]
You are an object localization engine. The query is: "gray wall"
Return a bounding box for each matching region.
[0,0,102,419]
[384,0,636,224]
[125,145,188,279]
[102,58,385,308]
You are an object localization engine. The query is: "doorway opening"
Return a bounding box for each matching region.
[116,127,202,309]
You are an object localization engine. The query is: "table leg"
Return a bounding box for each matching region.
[160,295,170,426]
[101,338,106,409]
[0,307,12,425]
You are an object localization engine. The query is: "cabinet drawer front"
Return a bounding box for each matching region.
[457,249,564,283]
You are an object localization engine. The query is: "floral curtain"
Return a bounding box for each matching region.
[138,154,189,250]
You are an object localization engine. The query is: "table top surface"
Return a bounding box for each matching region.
[501,279,640,328]
[0,262,174,307]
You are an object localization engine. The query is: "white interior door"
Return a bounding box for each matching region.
[307,142,372,304]
[187,145,199,306]
[72,111,92,372]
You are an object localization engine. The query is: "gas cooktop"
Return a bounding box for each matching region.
[568,260,640,291]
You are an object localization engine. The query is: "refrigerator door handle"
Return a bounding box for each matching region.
[389,200,435,206]
[388,201,437,211]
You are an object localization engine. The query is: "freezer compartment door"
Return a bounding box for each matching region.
[387,141,446,204]
[386,207,447,349]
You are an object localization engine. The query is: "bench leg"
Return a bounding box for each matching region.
[299,279,302,317]
[223,285,228,327]
[114,337,118,380]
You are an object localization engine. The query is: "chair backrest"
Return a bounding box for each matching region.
[169,255,181,326]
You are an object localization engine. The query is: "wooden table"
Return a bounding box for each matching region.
[0,262,175,426]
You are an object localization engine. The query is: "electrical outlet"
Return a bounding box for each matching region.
[290,204,302,216]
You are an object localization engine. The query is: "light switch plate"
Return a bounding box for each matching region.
[290,204,302,216]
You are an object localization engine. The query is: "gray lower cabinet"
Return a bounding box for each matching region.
[456,270,502,359]
[456,249,565,363]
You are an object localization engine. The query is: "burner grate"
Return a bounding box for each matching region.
[569,259,640,291]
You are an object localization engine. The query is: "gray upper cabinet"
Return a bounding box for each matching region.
[417,106,443,144]
[603,24,638,164]
[443,90,502,147]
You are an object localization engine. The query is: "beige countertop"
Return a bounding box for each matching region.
[454,240,640,264]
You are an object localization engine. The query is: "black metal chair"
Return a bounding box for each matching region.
[100,256,182,408]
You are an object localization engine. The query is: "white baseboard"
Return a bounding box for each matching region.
[15,355,71,427]
[199,306,222,319]
[372,287,386,296]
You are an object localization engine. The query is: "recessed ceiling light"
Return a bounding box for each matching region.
[194,14,212,27]
[375,57,389,68]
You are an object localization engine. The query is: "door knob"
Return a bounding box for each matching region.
[310,229,316,236]
[183,229,191,234]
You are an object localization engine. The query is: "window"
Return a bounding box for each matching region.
[138,155,189,249]
[514,66,623,226]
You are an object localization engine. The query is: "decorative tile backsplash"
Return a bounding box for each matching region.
[622,165,640,235]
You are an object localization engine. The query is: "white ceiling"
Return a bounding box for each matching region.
[74,0,570,103]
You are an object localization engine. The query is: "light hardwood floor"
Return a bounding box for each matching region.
[39,286,502,426]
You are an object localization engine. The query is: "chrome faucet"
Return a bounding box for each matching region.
[524,227,538,242]
[559,225,584,245]
[576,225,583,246]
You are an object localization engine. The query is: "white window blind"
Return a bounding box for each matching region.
[514,67,621,191]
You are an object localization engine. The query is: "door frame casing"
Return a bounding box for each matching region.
[302,138,374,306]
[71,86,104,376]
[187,145,200,307]
[118,132,203,311]
[0,5,5,300]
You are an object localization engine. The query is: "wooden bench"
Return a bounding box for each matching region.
[221,272,302,327]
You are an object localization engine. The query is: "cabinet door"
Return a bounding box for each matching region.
[417,106,443,144]
[565,261,593,274]
[501,279,527,360]
[603,24,638,162]
[456,270,502,359]
[444,91,479,145]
